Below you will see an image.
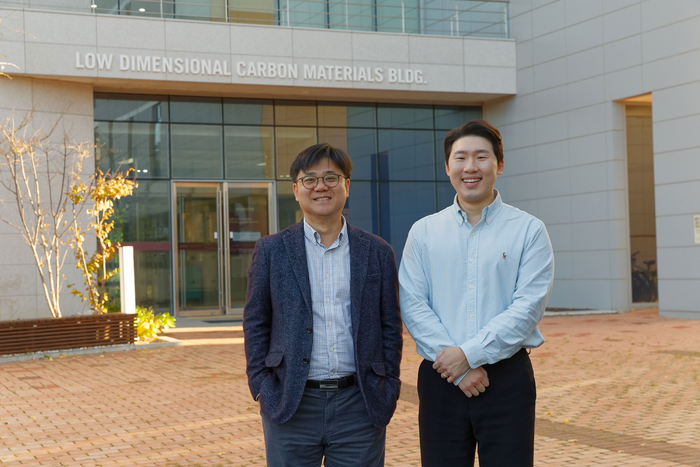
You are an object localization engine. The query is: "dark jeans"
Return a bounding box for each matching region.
[417,349,536,467]
[261,385,386,467]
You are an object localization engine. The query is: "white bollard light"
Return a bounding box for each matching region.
[119,246,136,314]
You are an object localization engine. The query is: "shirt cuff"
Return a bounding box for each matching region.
[460,341,486,369]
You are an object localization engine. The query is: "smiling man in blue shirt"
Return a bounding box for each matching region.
[399,120,554,467]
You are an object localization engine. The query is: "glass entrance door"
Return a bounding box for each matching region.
[174,182,273,317]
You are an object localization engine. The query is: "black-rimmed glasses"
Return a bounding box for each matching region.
[296,174,347,189]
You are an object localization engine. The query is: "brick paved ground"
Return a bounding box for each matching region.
[0,308,699,466]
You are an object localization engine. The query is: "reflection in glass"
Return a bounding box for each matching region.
[378,105,434,129]
[434,106,482,130]
[437,182,456,210]
[94,122,169,178]
[277,0,327,28]
[328,0,374,31]
[318,103,377,128]
[435,129,450,182]
[346,181,379,235]
[176,186,221,311]
[275,127,317,180]
[275,101,317,127]
[165,0,227,21]
[228,186,270,310]
[111,180,171,243]
[109,181,172,313]
[318,128,376,180]
[224,99,274,125]
[225,126,274,179]
[94,94,168,122]
[277,182,303,230]
[170,97,223,124]
[228,0,275,25]
[376,0,420,34]
[378,129,434,180]
[380,182,436,263]
[171,124,224,179]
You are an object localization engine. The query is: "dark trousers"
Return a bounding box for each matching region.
[417,349,536,467]
[261,385,386,467]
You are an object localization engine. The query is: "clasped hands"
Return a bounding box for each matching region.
[432,346,489,398]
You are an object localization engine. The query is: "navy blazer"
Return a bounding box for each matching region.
[243,220,403,428]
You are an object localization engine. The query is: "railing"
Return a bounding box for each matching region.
[4,0,509,38]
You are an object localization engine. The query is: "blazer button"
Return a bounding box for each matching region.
[302,358,309,364]
[306,327,313,334]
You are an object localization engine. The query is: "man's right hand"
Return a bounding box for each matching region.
[457,366,489,398]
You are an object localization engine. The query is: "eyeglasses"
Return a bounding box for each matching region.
[296,173,346,189]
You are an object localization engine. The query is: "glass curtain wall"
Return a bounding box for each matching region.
[95,94,481,311]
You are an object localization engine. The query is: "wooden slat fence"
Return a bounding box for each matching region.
[0,313,136,355]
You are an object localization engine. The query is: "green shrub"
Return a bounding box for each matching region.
[136,306,175,340]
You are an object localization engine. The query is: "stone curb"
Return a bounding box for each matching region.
[0,335,183,364]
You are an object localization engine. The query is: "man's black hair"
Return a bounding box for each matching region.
[289,143,353,181]
[444,119,504,165]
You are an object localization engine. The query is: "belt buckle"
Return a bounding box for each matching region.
[319,380,339,391]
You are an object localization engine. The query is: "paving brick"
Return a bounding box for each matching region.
[0,310,698,465]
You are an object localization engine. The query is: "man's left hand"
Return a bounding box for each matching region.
[433,346,470,383]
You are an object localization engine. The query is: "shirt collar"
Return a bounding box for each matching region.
[303,216,347,246]
[451,190,504,226]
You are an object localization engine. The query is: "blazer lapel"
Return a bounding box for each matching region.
[348,225,370,339]
[282,221,313,316]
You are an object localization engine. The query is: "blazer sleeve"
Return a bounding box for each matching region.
[380,244,403,385]
[243,238,273,400]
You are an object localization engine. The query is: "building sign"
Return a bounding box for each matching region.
[74,52,427,85]
[695,215,700,245]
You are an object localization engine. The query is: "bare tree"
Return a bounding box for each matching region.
[0,113,92,318]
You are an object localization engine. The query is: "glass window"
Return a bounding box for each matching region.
[437,182,455,211]
[225,126,275,179]
[94,121,169,178]
[224,98,274,125]
[346,181,379,235]
[110,180,172,314]
[376,0,420,34]
[434,106,482,130]
[228,0,276,25]
[167,0,226,21]
[170,97,223,124]
[377,105,433,129]
[435,129,450,182]
[379,181,435,264]
[318,103,377,128]
[318,128,377,181]
[328,0,374,31]
[277,181,303,230]
[94,94,168,122]
[275,127,317,180]
[378,129,434,180]
[171,124,224,179]
[275,101,317,127]
[278,0,327,28]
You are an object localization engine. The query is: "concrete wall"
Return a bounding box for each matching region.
[0,76,94,320]
[488,0,700,318]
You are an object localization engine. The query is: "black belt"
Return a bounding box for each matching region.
[306,374,356,391]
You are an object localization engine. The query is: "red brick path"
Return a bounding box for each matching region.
[0,309,699,466]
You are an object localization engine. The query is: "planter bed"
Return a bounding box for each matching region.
[0,313,136,355]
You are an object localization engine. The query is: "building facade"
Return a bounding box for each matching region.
[0,0,698,320]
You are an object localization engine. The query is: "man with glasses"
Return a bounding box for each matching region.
[244,143,403,467]
[399,120,554,466]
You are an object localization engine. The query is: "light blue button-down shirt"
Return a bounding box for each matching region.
[303,218,355,380]
[399,191,554,372]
